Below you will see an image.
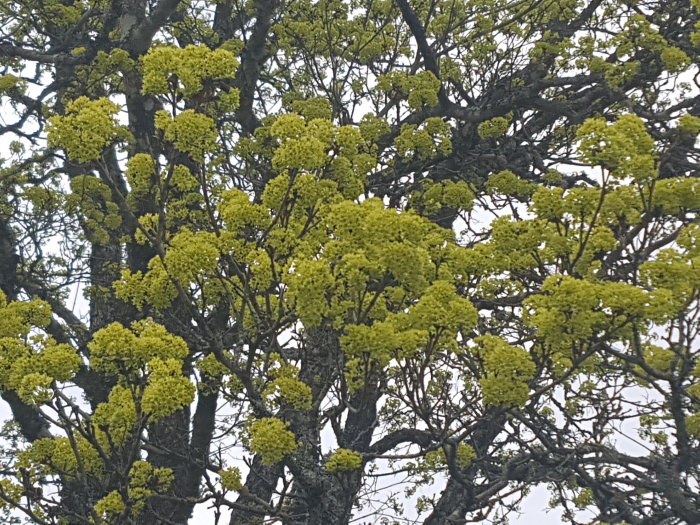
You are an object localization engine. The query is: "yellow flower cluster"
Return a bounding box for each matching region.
[19,436,103,477]
[0,74,23,94]
[247,417,299,465]
[115,257,178,310]
[478,116,511,139]
[476,336,535,406]
[0,291,82,405]
[142,44,239,96]
[163,229,220,283]
[420,442,475,471]
[67,175,122,244]
[171,164,199,191]
[141,358,196,421]
[6,342,81,405]
[125,154,156,197]
[219,467,243,490]
[264,375,313,410]
[525,276,674,353]
[410,179,475,216]
[377,71,442,109]
[285,258,338,327]
[47,97,130,163]
[290,97,333,120]
[94,490,125,520]
[395,118,452,159]
[155,109,218,162]
[197,353,231,380]
[127,460,174,514]
[325,448,363,472]
[0,290,52,337]
[87,320,194,435]
[272,135,327,171]
[89,318,189,376]
[341,280,477,364]
[486,170,535,197]
[577,114,657,180]
[92,385,137,447]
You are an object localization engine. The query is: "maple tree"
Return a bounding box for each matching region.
[1,0,700,524]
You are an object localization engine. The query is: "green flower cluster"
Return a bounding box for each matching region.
[325,448,363,472]
[395,118,452,159]
[115,257,178,310]
[526,276,674,353]
[19,436,103,478]
[89,318,189,376]
[359,113,391,142]
[67,175,122,244]
[486,170,536,197]
[0,74,24,94]
[142,44,239,96]
[155,109,218,162]
[247,417,299,465]
[377,71,442,109]
[219,467,243,491]
[686,413,700,438]
[141,358,196,421]
[125,154,156,197]
[410,179,475,216]
[476,336,535,406]
[264,375,313,410]
[455,443,477,467]
[47,97,131,163]
[92,385,137,447]
[0,291,81,405]
[478,115,511,139]
[679,114,700,136]
[578,114,657,180]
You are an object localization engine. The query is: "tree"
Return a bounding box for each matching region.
[0,0,699,523]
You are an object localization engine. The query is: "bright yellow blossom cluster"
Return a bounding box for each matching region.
[325,448,363,472]
[142,44,239,96]
[47,97,131,162]
[247,418,299,465]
